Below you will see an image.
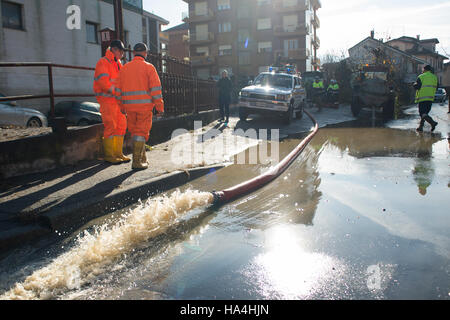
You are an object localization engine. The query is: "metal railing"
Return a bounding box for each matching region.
[0,53,218,122]
[0,62,95,118]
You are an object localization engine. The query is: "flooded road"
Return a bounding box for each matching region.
[1,123,449,299]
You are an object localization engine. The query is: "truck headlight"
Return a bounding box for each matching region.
[240,91,249,97]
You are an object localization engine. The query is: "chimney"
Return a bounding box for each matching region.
[370,30,375,39]
[416,35,420,40]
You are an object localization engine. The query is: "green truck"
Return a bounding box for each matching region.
[350,65,396,121]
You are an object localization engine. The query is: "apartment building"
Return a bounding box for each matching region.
[348,35,426,83]
[163,22,190,61]
[0,0,169,112]
[182,0,321,80]
[142,10,169,55]
[386,36,448,84]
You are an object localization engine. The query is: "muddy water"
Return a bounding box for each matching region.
[1,127,449,300]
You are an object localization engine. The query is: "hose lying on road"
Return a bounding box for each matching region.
[212,109,319,205]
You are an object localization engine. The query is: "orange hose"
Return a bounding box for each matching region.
[212,110,319,204]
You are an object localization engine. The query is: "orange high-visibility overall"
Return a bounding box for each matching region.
[93,49,127,139]
[116,55,164,141]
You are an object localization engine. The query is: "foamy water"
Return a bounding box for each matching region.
[1,190,213,300]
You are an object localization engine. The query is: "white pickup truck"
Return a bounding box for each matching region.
[238,71,306,124]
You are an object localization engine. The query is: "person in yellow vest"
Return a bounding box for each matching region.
[327,79,339,102]
[414,65,438,132]
[312,77,325,111]
[327,79,339,92]
[313,78,324,90]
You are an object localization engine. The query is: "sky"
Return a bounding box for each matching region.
[143,0,450,61]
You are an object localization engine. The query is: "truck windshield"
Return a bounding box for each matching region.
[364,72,388,81]
[254,74,293,89]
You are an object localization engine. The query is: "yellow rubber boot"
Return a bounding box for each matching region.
[103,137,122,164]
[132,141,148,170]
[114,136,131,163]
[141,145,149,167]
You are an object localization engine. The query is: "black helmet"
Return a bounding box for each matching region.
[133,43,148,52]
[110,39,125,50]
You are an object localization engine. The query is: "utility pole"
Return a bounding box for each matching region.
[114,0,124,42]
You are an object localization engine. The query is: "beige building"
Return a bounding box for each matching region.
[442,62,450,88]
[386,36,448,84]
[182,0,321,80]
[348,35,426,83]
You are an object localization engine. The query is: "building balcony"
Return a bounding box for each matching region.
[274,48,309,61]
[313,36,320,48]
[185,9,215,23]
[274,0,307,13]
[190,55,216,67]
[182,11,189,23]
[312,0,322,9]
[273,24,307,37]
[189,32,215,45]
[312,13,320,28]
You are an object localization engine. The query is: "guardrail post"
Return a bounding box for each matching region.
[48,64,67,134]
[48,65,55,118]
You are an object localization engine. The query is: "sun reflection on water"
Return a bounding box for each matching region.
[249,226,337,299]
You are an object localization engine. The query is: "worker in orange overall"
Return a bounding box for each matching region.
[116,43,164,170]
[93,40,130,164]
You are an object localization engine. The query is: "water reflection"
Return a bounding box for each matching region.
[310,128,442,158]
[249,225,338,299]
[412,136,436,196]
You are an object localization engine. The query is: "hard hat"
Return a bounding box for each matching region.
[133,42,148,52]
[110,39,125,51]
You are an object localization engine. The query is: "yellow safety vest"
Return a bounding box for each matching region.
[313,81,324,89]
[328,84,339,91]
[415,71,438,103]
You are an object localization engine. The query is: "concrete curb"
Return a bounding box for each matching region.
[0,164,225,255]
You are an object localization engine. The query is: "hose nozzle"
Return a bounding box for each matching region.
[211,191,225,205]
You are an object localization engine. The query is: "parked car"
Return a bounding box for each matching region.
[52,101,102,126]
[0,93,48,127]
[434,88,447,103]
[238,70,306,124]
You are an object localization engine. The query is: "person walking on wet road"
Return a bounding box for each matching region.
[116,43,164,170]
[217,70,233,125]
[414,65,438,132]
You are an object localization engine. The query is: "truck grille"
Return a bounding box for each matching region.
[250,93,275,100]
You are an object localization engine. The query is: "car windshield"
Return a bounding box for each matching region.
[254,74,293,89]
[81,103,100,112]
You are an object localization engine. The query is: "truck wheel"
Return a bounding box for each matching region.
[296,103,304,119]
[239,108,248,121]
[284,103,294,125]
[382,98,395,121]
